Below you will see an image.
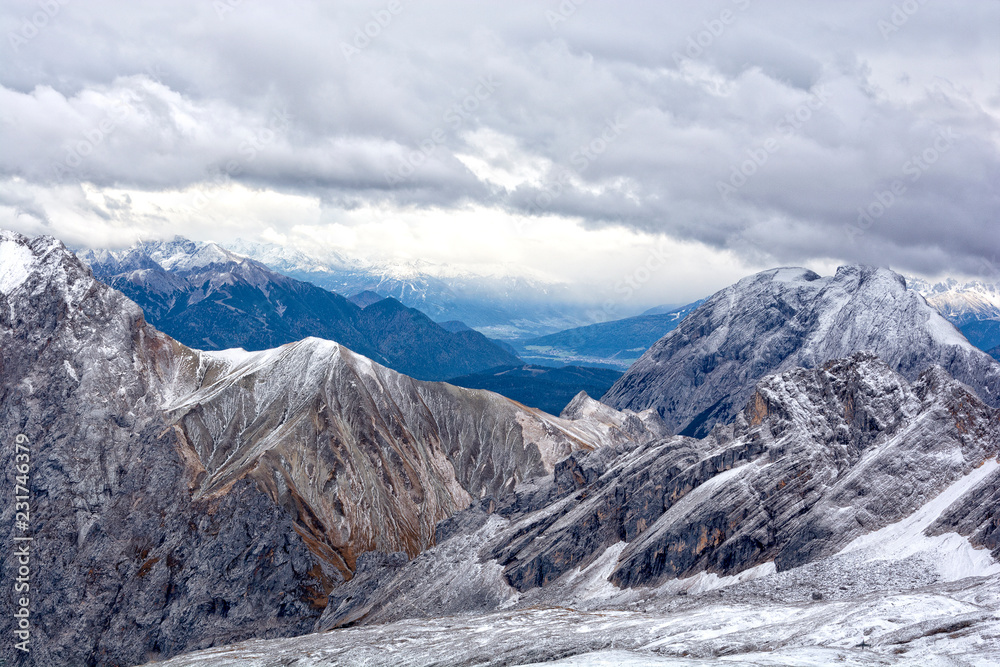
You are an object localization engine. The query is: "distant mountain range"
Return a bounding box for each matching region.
[909,276,1000,352]
[446,364,623,415]
[76,238,521,381]
[510,300,705,370]
[222,238,609,338]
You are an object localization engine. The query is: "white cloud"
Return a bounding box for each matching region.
[0,0,997,299]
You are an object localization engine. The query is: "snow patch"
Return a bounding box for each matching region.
[0,235,34,295]
[667,560,777,595]
[925,309,972,347]
[840,458,1000,581]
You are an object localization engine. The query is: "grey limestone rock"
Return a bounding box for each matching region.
[0,231,640,665]
[603,265,1000,437]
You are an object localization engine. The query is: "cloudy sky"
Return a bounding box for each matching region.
[1,0,998,305]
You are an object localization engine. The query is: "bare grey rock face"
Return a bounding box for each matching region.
[164,341,638,579]
[502,353,999,589]
[318,353,1000,629]
[1,232,333,666]
[0,231,649,665]
[603,265,1000,437]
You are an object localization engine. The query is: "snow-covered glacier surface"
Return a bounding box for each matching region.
[147,577,1000,666]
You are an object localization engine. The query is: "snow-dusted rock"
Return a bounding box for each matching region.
[0,231,643,665]
[318,352,1000,633]
[603,265,1000,437]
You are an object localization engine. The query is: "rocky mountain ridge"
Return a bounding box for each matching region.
[603,265,1000,437]
[310,352,1000,641]
[0,230,659,666]
[7,231,1000,665]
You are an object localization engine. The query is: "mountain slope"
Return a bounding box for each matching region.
[1,231,336,666]
[311,353,1000,636]
[165,338,657,578]
[353,297,520,381]
[0,230,660,666]
[603,266,1000,437]
[78,238,521,380]
[512,300,704,370]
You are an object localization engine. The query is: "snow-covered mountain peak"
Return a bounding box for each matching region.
[223,237,358,274]
[763,266,823,284]
[0,230,36,295]
[906,275,1000,326]
[0,230,97,308]
[604,263,1000,436]
[152,240,245,271]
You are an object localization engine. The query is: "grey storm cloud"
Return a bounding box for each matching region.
[0,0,998,276]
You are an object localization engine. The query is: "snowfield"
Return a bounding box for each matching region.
[148,574,1000,666]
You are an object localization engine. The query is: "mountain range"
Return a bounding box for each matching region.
[155,351,1000,666]
[6,229,1000,665]
[603,266,1000,437]
[210,239,1000,371]
[0,230,664,666]
[222,238,603,338]
[76,238,521,381]
[909,275,1000,352]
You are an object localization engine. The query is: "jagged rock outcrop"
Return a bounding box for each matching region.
[164,343,662,578]
[0,231,649,666]
[318,352,1000,629]
[603,265,1000,437]
[1,232,334,666]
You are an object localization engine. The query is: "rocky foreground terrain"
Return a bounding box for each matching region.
[151,352,1000,666]
[0,231,658,666]
[4,231,1000,666]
